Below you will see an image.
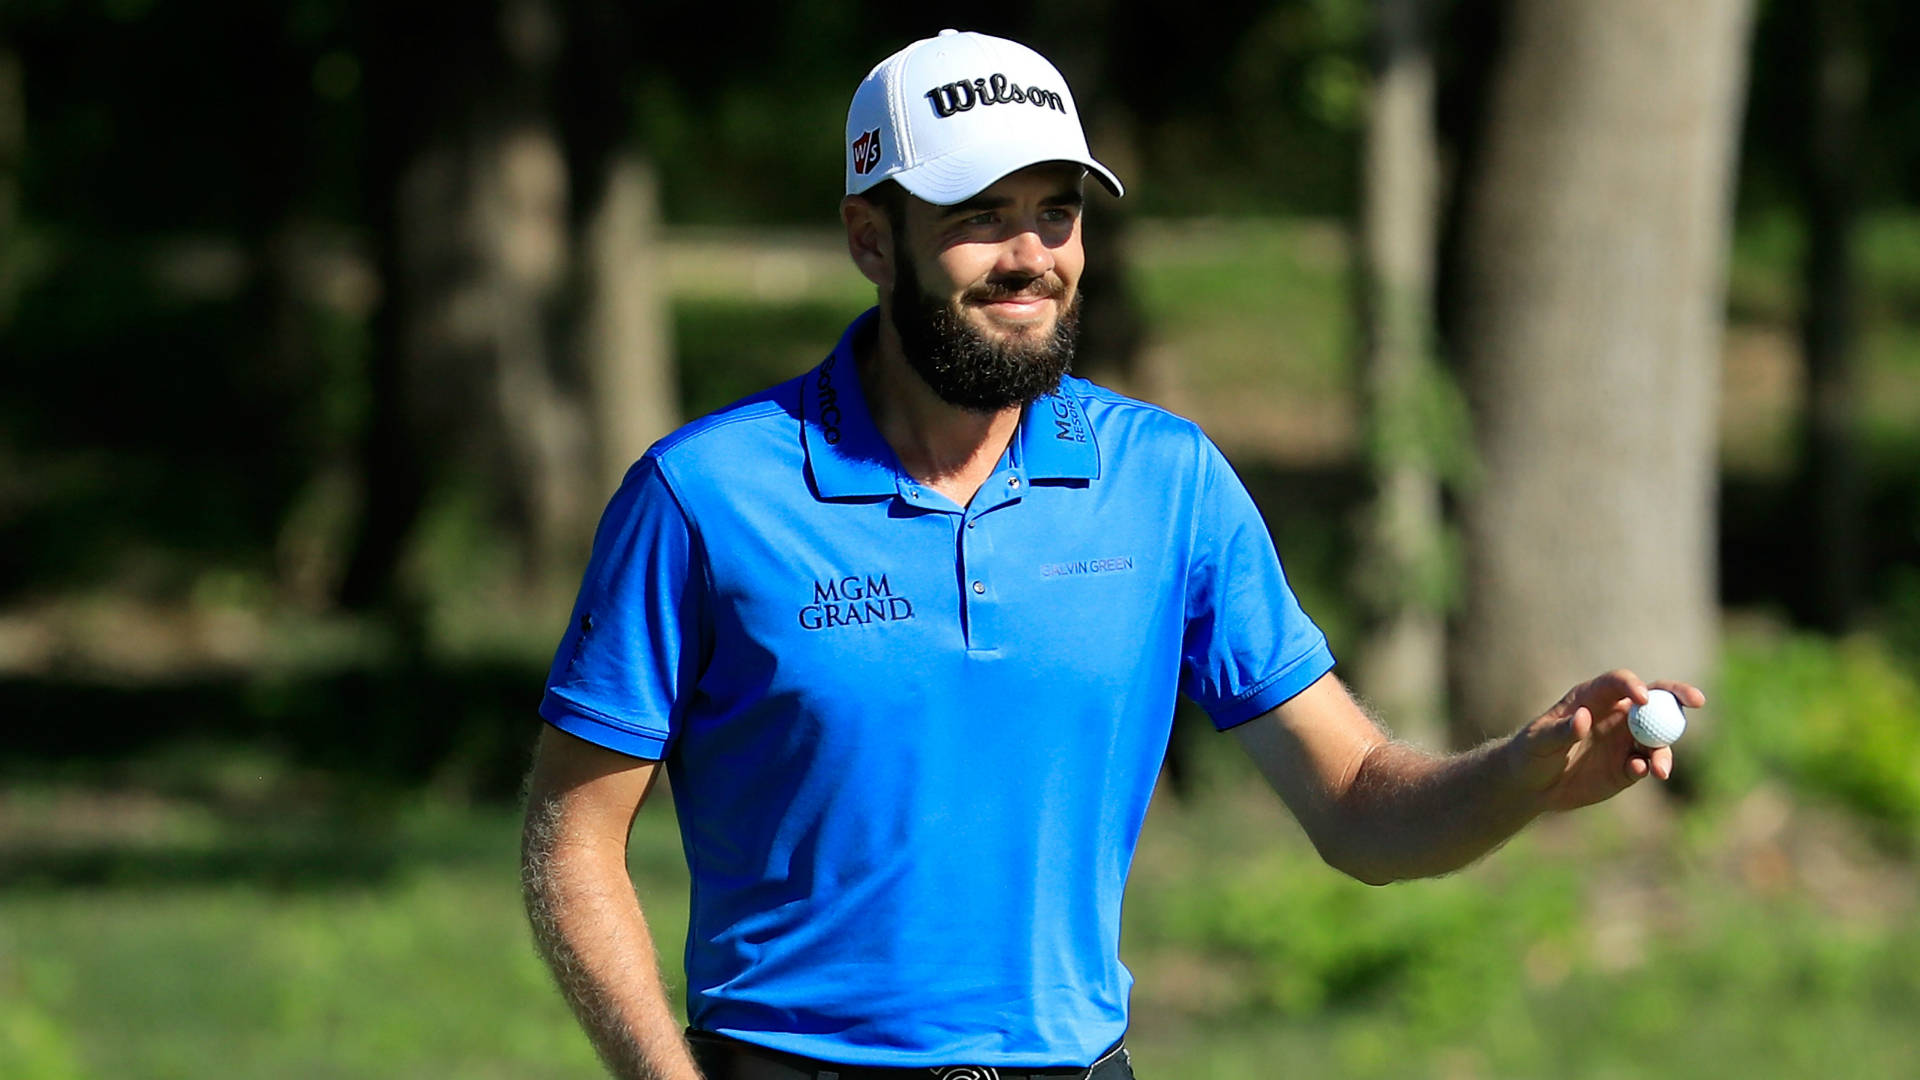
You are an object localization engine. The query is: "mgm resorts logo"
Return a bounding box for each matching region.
[924,73,1067,118]
[1046,393,1087,444]
[799,573,915,630]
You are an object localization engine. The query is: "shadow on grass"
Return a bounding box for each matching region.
[0,835,406,892]
[0,657,549,802]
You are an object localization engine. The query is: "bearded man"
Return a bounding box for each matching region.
[521,28,1704,1080]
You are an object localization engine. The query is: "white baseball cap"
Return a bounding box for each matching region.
[844,29,1124,205]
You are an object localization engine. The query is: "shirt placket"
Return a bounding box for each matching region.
[956,467,1027,653]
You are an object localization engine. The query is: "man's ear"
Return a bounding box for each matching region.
[841,195,894,289]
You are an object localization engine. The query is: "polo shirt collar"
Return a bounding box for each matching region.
[802,308,1105,499]
[803,310,898,499]
[1015,383,1102,482]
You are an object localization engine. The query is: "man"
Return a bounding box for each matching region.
[522,28,1706,1080]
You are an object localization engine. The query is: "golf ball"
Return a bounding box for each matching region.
[1628,689,1686,748]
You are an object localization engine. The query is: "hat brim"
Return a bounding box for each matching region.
[891,143,1124,205]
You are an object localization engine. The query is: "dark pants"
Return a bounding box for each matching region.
[686,1030,1136,1080]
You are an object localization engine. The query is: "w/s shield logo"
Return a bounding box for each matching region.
[852,127,882,175]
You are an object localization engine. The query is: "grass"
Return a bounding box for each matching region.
[1130,217,1355,400]
[0,796,681,1080]
[5,737,1918,1079]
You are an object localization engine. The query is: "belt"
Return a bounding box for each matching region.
[685,1030,1131,1080]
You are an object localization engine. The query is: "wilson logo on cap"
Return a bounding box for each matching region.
[851,127,882,175]
[923,74,1066,118]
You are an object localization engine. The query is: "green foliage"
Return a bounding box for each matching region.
[1138,842,1578,1038]
[1883,565,1920,664]
[1712,627,1920,840]
[1131,218,1353,395]
[1363,349,1476,487]
[1123,758,1920,1079]
[1858,213,1920,318]
[1134,891,1920,1080]
[673,299,859,419]
[1354,347,1474,618]
[0,994,86,1080]
[1725,206,1804,324]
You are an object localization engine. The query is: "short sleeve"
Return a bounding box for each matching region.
[539,455,709,759]
[1179,436,1336,730]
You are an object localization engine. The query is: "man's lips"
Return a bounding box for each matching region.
[979,295,1053,318]
[968,287,1061,320]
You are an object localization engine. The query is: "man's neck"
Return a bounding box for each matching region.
[859,313,1021,509]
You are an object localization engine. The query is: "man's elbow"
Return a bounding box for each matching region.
[1345,865,1402,887]
[1305,827,1420,886]
[1319,846,1402,887]
[1298,773,1458,886]
[1317,840,1480,886]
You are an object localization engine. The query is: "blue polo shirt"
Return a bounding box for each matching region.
[540,309,1334,1068]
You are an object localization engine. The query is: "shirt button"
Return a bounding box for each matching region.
[966,520,976,529]
[1006,476,1021,489]
[971,581,986,595]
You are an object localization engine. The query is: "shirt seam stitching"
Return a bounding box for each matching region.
[1183,424,1207,619]
[1224,643,1331,708]
[650,456,718,719]
[546,695,670,744]
[651,398,793,461]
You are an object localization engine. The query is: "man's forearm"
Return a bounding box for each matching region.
[1242,670,1691,886]
[1321,736,1541,885]
[522,799,703,1080]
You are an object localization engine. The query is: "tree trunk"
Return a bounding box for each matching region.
[1353,0,1452,747]
[480,108,595,590]
[1796,0,1867,632]
[556,0,675,496]
[579,154,676,496]
[343,0,599,610]
[1449,0,1754,741]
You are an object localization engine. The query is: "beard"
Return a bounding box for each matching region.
[890,251,1081,414]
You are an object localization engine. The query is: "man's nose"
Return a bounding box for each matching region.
[997,227,1054,279]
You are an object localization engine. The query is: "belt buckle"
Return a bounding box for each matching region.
[928,1068,1002,1080]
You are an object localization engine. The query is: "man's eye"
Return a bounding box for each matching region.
[964,212,997,226]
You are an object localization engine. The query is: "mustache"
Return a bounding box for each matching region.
[964,276,1066,304]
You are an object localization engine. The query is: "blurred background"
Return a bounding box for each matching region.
[4,0,1920,1076]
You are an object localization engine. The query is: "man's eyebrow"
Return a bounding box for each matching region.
[941,189,1085,218]
[942,194,1012,218]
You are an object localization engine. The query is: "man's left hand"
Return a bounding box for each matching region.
[1507,669,1707,813]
